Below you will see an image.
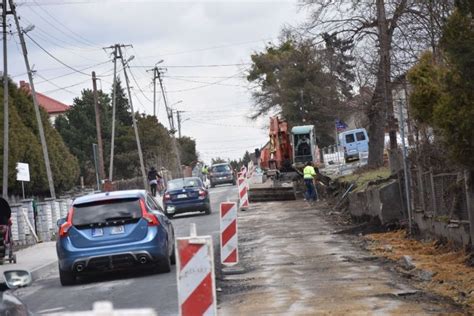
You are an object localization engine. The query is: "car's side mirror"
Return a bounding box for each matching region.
[57,218,66,228]
[4,270,32,289]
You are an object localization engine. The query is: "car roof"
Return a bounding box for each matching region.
[73,189,147,206]
[211,163,230,167]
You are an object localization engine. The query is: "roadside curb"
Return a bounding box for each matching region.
[31,259,57,281]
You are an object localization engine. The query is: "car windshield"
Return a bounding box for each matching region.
[167,178,202,190]
[212,165,231,173]
[72,198,142,226]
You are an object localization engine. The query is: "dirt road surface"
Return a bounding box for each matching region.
[218,200,463,315]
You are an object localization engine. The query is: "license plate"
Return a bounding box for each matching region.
[111,225,125,235]
[177,194,187,199]
[92,228,103,237]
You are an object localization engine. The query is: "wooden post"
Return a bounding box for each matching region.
[430,168,437,216]
[464,170,474,245]
[417,168,426,212]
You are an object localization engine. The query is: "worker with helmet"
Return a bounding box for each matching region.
[303,161,318,202]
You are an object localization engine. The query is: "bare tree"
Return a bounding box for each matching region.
[301,0,454,168]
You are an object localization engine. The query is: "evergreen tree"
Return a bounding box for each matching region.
[0,80,79,195]
[56,89,111,184]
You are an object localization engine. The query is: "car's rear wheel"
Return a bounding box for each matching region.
[170,245,176,265]
[59,268,76,286]
[210,182,215,188]
[204,207,211,215]
[155,255,171,273]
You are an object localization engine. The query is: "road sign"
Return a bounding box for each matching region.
[220,202,238,265]
[176,235,217,316]
[16,162,30,182]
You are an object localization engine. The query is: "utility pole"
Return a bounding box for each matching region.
[2,0,9,198]
[92,71,105,182]
[154,67,182,177]
[176,110,185,139]
[103,44,130,182]
[152,68,157,117]
[117,45,148,190]
[10,0,56,199]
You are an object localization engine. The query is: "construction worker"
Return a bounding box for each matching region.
[303,161,317,202]
[201,164,209,182]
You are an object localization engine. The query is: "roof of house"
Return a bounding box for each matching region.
[19,81,70,115]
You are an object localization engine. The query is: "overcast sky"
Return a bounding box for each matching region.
[7,0,309,163]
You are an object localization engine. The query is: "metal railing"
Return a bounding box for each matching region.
[410,169,469,221]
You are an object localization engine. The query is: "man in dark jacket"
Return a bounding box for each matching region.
[148,167,158,197]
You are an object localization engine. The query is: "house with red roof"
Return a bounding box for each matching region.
[19,80,70,124]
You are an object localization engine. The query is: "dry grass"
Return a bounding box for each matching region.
[365,230,474,311]
[339,167,391,191]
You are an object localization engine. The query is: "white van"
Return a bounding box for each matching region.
[339,128,369,163]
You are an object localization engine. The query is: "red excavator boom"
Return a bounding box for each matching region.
[260,117,293,170]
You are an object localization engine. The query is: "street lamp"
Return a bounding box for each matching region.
[170,100,183,108]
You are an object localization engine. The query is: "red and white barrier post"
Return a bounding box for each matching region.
[220,202,238,265]
[176,225,217,316]
[238,175,249,210]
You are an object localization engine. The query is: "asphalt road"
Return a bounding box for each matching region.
[16,184,238,316]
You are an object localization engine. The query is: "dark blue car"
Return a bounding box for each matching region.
[56,190,175,286]
[163,177,210,218]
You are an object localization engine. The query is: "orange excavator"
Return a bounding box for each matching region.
[259,117,293,173]
[249,117,319,202]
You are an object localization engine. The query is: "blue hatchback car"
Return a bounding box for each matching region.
[56,190,175,286]
[163,177,210,218]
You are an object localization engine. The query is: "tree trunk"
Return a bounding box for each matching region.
[368,0,395,168]
[367,59,387,168]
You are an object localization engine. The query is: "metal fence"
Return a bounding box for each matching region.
[410,169,469,221]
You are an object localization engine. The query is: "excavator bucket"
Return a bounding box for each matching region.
[248,180,296,202]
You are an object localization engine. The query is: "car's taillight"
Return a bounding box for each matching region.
[198,189,207,199]
[59,207,74,238]
[163,193,171,202]
[140,199,159,226]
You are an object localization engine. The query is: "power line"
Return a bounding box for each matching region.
[35,73,79,95]
[165,70,246,93]
[25,33,109,77]
[41,77,91,94]
[187,118,261,129]
[19,14,100,54]
[128,66,153,103]
[30,0,99,47]
[164,76,248,88]
[131,63,251,69]
[35,60,111,84]
[139,37,274,59]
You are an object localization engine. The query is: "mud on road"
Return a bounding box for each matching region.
[217,200,464,315]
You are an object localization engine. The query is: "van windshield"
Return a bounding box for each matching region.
[73,198,141,226]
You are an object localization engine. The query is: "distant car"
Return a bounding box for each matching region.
[56,190,175,286]
[338,128,369,163]
[209,163,236,188]
[163,177,210,218]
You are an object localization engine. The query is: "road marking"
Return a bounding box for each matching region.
[37,307,65,314]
